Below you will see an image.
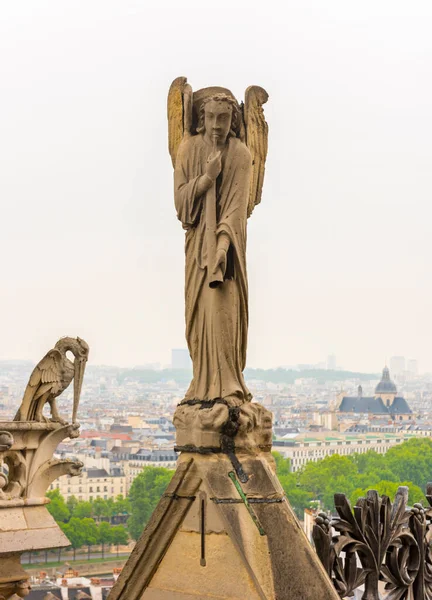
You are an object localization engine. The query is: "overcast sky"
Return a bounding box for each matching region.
[1,1,431,372]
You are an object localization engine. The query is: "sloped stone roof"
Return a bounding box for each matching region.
[339,395,411,415]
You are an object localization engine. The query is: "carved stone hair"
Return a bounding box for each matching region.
[196,93,241,138]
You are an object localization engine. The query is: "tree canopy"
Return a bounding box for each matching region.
[45,437,432,554]
[127,466,174,540]
[273,438,432,517]
[46,490,132,558]
[46,488,70,522]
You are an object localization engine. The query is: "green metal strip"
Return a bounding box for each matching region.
[228,471,266,536]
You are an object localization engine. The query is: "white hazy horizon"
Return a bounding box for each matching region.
[1,1,431,373]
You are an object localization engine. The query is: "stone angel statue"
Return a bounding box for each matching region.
[14,337,89,424]
[168,77,268,406]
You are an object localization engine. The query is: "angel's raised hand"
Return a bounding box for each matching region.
[206,151,222,182]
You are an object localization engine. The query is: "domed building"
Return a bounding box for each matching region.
[337,366,412,421]
[374,366,398,405]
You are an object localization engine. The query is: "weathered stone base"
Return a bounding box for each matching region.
[0,554,31,600]
[173,400,273,453]
[0,505,71,599]
[109,452,339,600]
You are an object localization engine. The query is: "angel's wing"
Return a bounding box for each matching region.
[243,86,269,217]
[167,76,193,168]
[14,349,63,421]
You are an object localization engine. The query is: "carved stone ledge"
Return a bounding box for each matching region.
[0,420,83,598]
[0,422,82,501]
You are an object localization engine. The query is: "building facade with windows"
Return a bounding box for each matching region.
[113,449,177,494]
[274,431,427,472]
[49,467,126,502]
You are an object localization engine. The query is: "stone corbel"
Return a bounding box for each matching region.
[27,422,80,485]
[0,422,82,505]
[27,458,84,498]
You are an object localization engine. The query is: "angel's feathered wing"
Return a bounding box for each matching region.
[14,349,63,421]
[167,76,193,168]
[243,86,269,217]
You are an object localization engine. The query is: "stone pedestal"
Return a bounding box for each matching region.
[0,422,83,599]
[109,402,339,600]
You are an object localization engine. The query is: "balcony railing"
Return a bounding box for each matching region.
[313,483,432,599]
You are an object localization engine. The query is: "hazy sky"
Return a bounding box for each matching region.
[1,1,431,372]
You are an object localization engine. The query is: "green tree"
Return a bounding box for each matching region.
[278,472,312,518]
[61,517,85,560]
[385,438,432,488]
[299,455,358,508]
[113,494,131,518]
[93,498,111,522]
[350,481,425,506]
[66,495,79,516]
[351,450,387,474]
[46,489,70,523]
[272,452,291,476]
[72,501,93,519]
[110,525,129,556]
[104,497,115,520]
[98,521,112,559]
[80,517,99,560]
[128,466,174,540]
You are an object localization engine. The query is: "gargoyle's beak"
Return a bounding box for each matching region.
[72,357,87,425]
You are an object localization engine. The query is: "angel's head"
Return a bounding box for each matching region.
[197,93,240,145]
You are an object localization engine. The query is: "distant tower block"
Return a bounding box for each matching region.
[326,354,337,370]
[171,348,191,370]
[390,356,405,377]
[407,359,418,377]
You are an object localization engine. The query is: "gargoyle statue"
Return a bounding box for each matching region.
[14,337,89,425]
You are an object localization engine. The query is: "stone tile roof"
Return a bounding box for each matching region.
[85,468,110,478]
[339,396,412,415]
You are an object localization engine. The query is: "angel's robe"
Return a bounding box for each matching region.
[175,133,252,403]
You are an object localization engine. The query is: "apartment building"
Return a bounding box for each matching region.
[273,432,426,472]
[113,448,177,493]
[50,467,126,502]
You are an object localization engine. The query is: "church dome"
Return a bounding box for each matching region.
[375,366,397,395]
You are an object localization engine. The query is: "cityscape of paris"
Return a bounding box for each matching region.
[1,0,431,598]
[1,351,429,492]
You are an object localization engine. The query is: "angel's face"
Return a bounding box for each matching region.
[204,100,232,146]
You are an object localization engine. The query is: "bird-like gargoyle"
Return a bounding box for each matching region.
[14,337,89,425]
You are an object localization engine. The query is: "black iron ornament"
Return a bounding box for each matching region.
[313,483,432,599]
